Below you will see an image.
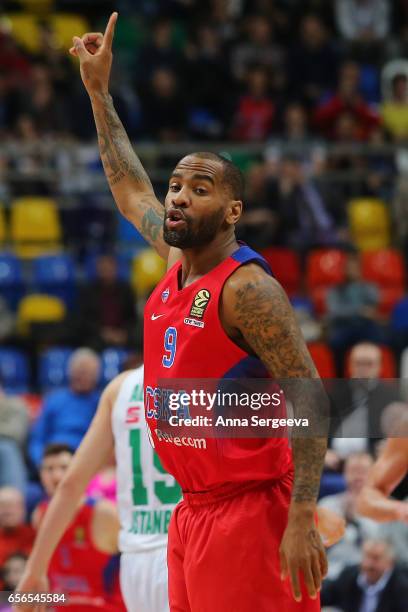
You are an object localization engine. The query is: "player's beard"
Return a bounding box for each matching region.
[163,207,225,249]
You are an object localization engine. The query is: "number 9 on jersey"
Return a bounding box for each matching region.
[162,327,177,368]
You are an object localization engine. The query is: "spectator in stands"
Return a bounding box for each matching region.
[266,154,337,250]
[328,342,400,459]
[0,488,34,577]
[264,103,328,176]
[28,349,101,469]
[34,21,76,97]
[137,18,183,86]
[236,163,278,249]
[381,73,408,141]
[319,453,381,578]
[76,254,137,351]
[0,381,29,492]
[230,14,285,84]
[141,67,186,141]
[327,252,384,359]
[327,253,384,359]
[335,0,390,44]
[321,538,408,611]
[333,110,359,142]
[288,14,339,108]
[19,64,69,137]
[232,65,275,142]
[0,32,31,86]
[325,124,394,205]
[7,115,52,196]
[281,103,310,144]
[361,126,397,202]
[0,552,27,609]
[1,552,27,591]
[186,24,235,139]
[314,61,380,140]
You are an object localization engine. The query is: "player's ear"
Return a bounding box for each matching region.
[226,200,242,226]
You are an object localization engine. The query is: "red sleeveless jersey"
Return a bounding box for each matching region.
[144,244,292,493]
[37,499,124,611]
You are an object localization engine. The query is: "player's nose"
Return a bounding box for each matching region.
[171,187,190,208]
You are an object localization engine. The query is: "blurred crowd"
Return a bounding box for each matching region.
[0,1,407,143]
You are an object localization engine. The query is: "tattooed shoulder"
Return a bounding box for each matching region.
[223,264,317,379]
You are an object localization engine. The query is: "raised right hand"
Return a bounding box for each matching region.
[70,12,117,96]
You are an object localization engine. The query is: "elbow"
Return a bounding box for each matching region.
[117,199,133,220]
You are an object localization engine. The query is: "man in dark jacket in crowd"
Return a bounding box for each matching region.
[322,538,408,612]
[77,254,138,350]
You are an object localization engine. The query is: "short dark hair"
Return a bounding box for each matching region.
[392,73,407,88]
[42,443,74,460]
[190,152,245,200]
[1,552,28,583]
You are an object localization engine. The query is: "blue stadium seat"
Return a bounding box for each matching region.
[359,64,381,104]
[83,252,101,281]
[290,297,315,316]
[38,347,74,391]
[0,253,24,309]
[391,297,408,331]
[0,348,30,392]
[100,348,129,386]
[33,254,76,308]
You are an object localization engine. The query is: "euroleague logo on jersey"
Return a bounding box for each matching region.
[189,289,211,319]
[74,526,86,546]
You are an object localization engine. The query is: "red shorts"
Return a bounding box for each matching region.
[168,471,321,612]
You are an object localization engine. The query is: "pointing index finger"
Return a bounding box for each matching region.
[103,12,118,51]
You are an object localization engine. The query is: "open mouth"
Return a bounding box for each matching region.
[166,209,187,229]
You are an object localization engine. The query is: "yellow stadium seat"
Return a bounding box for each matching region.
[17,294,66,336]
[131,249,166,296]
[50,14,90,51]
[2,14,41,53]
[348,198,391,251]
[0,206,6,244]
[18,0,54,14]
[10,197,62,258]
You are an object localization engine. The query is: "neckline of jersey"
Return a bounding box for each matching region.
[175,244,242,292]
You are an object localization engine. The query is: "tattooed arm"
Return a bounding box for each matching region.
[91,93,168,257]
[221,263,328,601]
[71,13,171,259]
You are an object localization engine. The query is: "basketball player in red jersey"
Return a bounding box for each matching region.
[32,444,124,612]
[71,14,329,610]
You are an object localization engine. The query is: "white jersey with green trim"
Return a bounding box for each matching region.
[112,366,181,553]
